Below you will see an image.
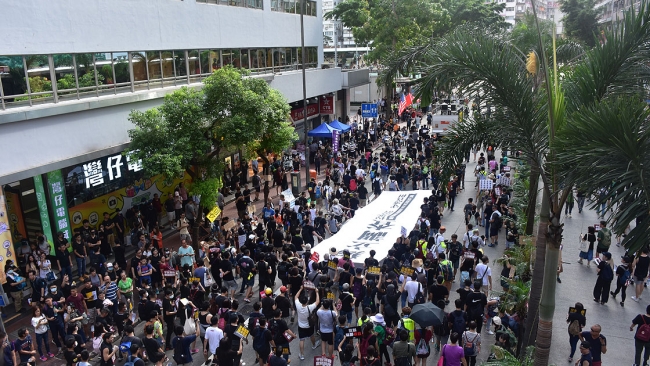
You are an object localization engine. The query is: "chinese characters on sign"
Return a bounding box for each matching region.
[33,176,55,255]
[400,266,415,277]
[332,130,340,153]
[314,356,333,366]
[47,170,72,244]
[344,326,362,338]
[80,152,143,189]
[367,266,381,276]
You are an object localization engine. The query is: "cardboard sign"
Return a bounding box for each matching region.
[594,224,601,231]
[235,325,250,338]
[367,266,381,276]
[400,266,415,277]
[344,326,362,338]
[503,166,511,172]
[314,355,334,366]
[328,260,337,270]
[223,220,236,231]
[569,307,586,316]
[206,206,222,223]
[343,252,351,260]
[303,280,317,290]
[326,292,335,300]
[479,179,493,191]
[283,331,295,342]
[401,226,408,237]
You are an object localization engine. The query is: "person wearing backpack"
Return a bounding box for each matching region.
[391,329,415,366]
[461,321,481,366]
[359,323,378,366]
[172,323,200,365]
[566,302,586,363]
[438,253,455,292]
[611,255,632,306]
[448,299,468,336]
[123,344,145,366]
[596,220,612,256]
[413,327,432,366]
[630,304,650,366]
[488,208,502,247]
[253,318,273,365]
[370,314,393,366]
[593,252,614,305]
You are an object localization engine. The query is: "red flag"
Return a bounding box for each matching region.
[398,93,413,116]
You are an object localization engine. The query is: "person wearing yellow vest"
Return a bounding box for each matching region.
[357,307,372,327]
[398,307,415,342]
[438,253,454,292]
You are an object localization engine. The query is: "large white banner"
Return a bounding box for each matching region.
[312,191,431,263]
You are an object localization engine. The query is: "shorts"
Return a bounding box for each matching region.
[258,349,271,363]
[225,280,238,291]
[635,275,646,282]
[320,331,334,345]
[243,275,255,288]
[490,228,499,237]
[180,233,192,242]
[255,187,261,193]
[167,211,175,222]
[86,307,97,323]
[298,326,314,339]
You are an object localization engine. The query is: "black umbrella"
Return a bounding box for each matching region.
[409,302,446,327]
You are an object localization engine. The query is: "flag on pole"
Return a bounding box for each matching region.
[398,92,413,116]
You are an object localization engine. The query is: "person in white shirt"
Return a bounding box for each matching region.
[474,256,492,295]
[402,275,421,308]
[203,316,224,357]
[432,226,447,259]
[464,228,485,250]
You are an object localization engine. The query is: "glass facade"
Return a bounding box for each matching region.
[271,0,317,15]
[0,47,318,110]
[196,0,263,9]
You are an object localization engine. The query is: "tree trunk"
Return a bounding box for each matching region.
[520,187,549,356]
[533,208,563,366]
[257,149,270,176]
[525,163,540,235]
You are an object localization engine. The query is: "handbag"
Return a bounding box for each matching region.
[579,234,588,253]
[183,317,196,335]
[46,271,56,282]
[204,273,214,287]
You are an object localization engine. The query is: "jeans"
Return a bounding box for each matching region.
[565,201,574,215]
[422,178,429,190]
[635,338,650,365]
[569,334,579,358]
[35,331,51,356]
[50,321,66,347]
[340,310,353,325]
[485,221,491,238]
[577,197,585,212]
[401,291,407,308]
[60,266,72,279]
[75,257,86,278]
[448,196,456,210]
[598,202,607,217]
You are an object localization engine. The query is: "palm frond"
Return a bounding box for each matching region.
[557,97,650,253]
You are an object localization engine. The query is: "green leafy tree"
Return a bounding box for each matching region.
[560,0,602,47]
[127,66,295,210]
[325,0,450,62]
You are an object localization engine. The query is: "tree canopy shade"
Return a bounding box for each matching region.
[325,0,509,62]
[560,0,602,47]
[127,66,296,209]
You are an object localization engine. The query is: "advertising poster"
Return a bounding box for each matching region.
[4,189,27,240]
[68,173,190,231]
[0,187,16,284]
[47,170,72,245]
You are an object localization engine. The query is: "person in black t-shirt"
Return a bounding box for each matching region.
[567,302,586,362]
[429,276,449,306]
[464,283,487,333]
[163,290,178,349]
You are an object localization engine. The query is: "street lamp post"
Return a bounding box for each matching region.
[301,0,310,189]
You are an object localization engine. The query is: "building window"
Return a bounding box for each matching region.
[0,46,319,110]
[506,7,514,11]
[196,0,262,9]
[272,0,316,15]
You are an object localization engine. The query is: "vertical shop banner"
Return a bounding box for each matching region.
[46,171,72,249]
[33,175,55,255]
[0,187,14,284]
[332,130,340,153]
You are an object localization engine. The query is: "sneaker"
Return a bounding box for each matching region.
[620,301,625,307]
[610,291,617,298]
[567,357,573,363]
[632,296,640,302]
[299,354,305,360]
[488,330,495,335]
[312,339,321,349]
[488,244,495,248]
[244,298,251,303]
[578,259,583,264]
[40,356,48,362]
[191,349,199,354]
[557,277,562,283]
[47,353,55,358]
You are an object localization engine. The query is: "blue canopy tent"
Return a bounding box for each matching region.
[307,122,339,137]
[329,120,351,132]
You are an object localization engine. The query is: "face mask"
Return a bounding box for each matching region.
[50,287,57,292]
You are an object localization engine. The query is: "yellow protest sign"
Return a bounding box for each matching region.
[206,206,221,222]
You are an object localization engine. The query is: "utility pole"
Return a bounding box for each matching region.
[301,0,310,189]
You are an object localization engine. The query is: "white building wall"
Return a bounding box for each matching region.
[2,0,323,55]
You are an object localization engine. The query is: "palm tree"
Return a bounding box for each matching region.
[380,2,650,364]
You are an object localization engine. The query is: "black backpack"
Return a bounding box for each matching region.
[277,261,289,280]
[173,336,185,364]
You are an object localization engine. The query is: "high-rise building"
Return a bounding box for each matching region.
[597,0,641,30]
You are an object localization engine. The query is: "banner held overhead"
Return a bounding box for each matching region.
[311,191,430,263]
